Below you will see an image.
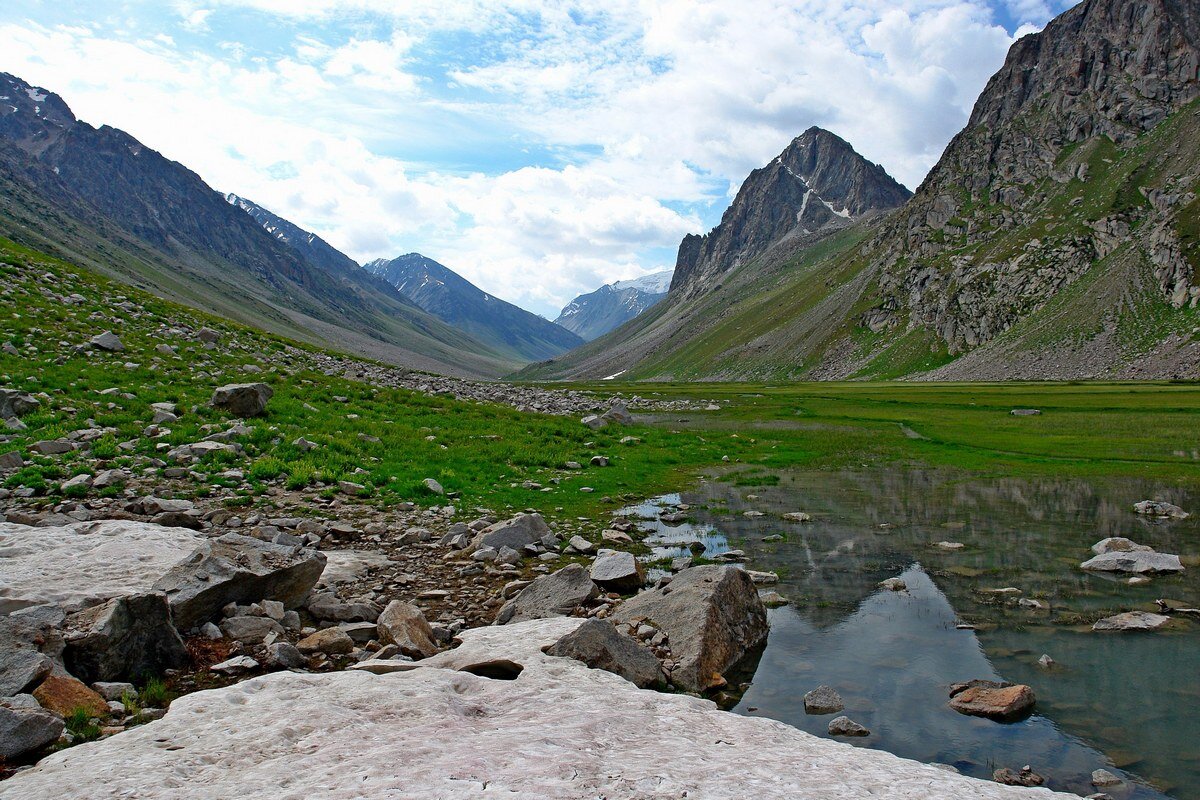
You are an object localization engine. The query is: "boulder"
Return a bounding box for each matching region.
[210,383,272,417]
[0,520,204,615]
[32,674,109,718]
[0,388,39,420]
[1133,500,1189,519]
[89,331,124,352]
[211,656,259,675]
[1080,551,1183,574]
[803,685,844,715]
[90,682,136,702]
[296,628,354,656]
[423,478,444,495]
[470,513,550,553]
[581,415,607,429]
[828,716,870,736]
[545,619,663,689]
[495,564,599,625]
[610,565,768,692]
[376,601,438,659]
[1090,537,1152,555]
[152,533,327,630]
[0,450,23,470]
[1092,611,1172,631]
[0,650,52,698]
[196,327,221,344]
[307,594,381,624]
[264,642,307,671]
[62,593,190,684]
[601,402,634,425]
[948,680,1035,721]
[589,551,644,593]
[0,617,1081,800]
[220,616,285,645]
[0,705,64,760]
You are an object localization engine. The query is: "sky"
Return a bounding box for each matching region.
[0,0,1075,319]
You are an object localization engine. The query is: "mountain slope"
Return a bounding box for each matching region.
[517,127,913,380]
[0,72,514,378]
[520,0,1200,382]
[366,253,585,362]
[554,271,672,341]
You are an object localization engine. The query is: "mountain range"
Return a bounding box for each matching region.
[365,253,584,362]
[554,271,673,341]
[0,73,521,378]
[520,0,1200,382]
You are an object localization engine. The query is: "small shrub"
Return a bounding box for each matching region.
[139,678,169,708]
[64,708,101,743]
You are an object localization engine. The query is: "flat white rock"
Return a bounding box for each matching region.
[0,617,1073,799]
[0,521,204,614]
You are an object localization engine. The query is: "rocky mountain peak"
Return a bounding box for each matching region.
[0,73,77,156]
[671,126,912,295]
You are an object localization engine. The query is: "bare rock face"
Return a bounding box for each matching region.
[62,592,189,684]
[863,0,1200,354]
[948,680,1036,721]
[0,618,1075,800]
[210,383,273,417]
[610,565,768,692]
[494,563,598,625]
[376,601,438,659]
[152,533,326,630]
[544,618,663,689]
[672,127,912,297]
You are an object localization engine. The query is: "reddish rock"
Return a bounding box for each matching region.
[32,674,109,718]
[948,680,1035,721]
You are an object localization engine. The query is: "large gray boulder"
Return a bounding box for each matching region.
[0,704,64,760]
[471,513,550,553]
[62,593,189,684]
[495,564,599,625]
[610,565,767,692]
[210,383,273,417]
[545,619,663,689]
[0,389,39,421]
[152,533,326,630]
[88,331,124,352]
[376,601,438,659]
[0,651,52,698]
[1080,550,1183,574]
[590,551,644,593]
[1092,611,1172,631]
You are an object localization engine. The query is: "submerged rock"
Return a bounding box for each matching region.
[610,565,767,693]
[1092,611,1172,632]
[804,685,844,715]
[948,680,1035,721]
[828,716,870,736]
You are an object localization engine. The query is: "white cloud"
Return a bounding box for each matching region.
[0,1,1064,317]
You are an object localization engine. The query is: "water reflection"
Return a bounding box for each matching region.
[620,470,1199,799]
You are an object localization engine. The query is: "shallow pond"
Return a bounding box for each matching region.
[621,470,1200,799]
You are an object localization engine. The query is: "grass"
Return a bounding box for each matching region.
[63,708,101,744]
[2,234,1199,542]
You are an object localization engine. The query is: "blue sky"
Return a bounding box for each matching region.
[0,0,1073,318]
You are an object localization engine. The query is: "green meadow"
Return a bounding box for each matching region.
[3,234,1199,528]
